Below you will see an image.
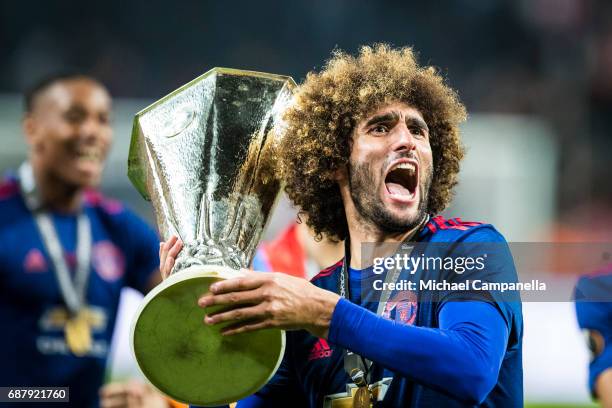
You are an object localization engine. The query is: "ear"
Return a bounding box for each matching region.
[22,114,37,146]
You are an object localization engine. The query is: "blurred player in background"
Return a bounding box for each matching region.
[252,218,343,279]
[575,265,612,407]
[0,73,163,408]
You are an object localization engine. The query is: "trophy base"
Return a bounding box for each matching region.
[130,265,286,406]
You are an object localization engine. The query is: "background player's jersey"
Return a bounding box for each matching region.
[252,224,310,279]
[0,176,160,408]
[255,216,523,407]
[574,266,612,396]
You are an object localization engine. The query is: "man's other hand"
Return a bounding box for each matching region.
[99,380,172,408]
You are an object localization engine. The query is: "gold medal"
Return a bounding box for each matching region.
[65,309,92,356]
[352,386,372,408]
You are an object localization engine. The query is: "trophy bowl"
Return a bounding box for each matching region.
[127,67,296,406]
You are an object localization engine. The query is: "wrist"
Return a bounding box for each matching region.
[308,288,341,339]
[327,297,366,346]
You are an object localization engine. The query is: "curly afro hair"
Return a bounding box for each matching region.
[280,44,467,241]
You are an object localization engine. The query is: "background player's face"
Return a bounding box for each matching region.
[347,102,433,233]
[23,78,112,189]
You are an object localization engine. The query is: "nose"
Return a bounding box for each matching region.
[77,117,101,142]
[391,123,416,153]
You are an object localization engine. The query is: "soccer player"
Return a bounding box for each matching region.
[161,45,523,407]
[575,266,612,406]
[0,74,162,407]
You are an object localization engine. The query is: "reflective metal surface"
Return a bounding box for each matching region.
[128,68,296,272]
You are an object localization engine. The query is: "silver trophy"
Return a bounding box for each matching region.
[128,68,296,406]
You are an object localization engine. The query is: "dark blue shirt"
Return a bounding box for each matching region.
[0,177,160,408]
[575,266,612,396]
[240,216,523,407]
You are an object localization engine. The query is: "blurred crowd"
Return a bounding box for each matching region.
[1,0,611,235]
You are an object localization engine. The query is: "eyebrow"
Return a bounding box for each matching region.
[364,112,400,128]
[364,111,429,133]
[406,116,429,133]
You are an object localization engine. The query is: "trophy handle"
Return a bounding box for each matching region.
[127,119,150,201]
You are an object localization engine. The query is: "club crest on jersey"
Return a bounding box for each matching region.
[92,241,125,282]
[309,338,333,360]
[23,248,48,273]
[382,290,417,325]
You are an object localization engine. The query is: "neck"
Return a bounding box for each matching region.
[30,158,84,213]
[334,178,427,269]
[345,207,425,269]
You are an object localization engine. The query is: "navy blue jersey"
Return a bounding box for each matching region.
[575,266,612,396]
[254,216,523,407]
[0,176,160,408]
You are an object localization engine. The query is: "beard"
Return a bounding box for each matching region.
[348,157,432,234]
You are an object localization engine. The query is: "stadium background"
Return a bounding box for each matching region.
[1,1,611,406]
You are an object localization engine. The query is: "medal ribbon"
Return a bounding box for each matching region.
[18,162,92,315]
[340,215,429,402]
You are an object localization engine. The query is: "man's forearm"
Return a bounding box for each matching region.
[328,300,508,404]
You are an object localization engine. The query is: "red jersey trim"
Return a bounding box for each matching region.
[584,263,612,278]
[0,180,19,201]
[84,189,124,214]
[311,259,343,282]
[428,216,482,232]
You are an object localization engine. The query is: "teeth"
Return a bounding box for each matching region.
[77,149,101,162]
[392,162,416,172]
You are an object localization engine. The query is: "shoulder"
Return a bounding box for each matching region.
[84,189,146,223]
[310,260,342,288]
[0,177,26,226]
[84,189,156,235]
[575,267,612,337]
[0,177,21,206]
[83,189,126,216]
[575,265,612,301]
[420,215,507,243]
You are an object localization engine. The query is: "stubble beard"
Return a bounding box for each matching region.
[348,158,432,235]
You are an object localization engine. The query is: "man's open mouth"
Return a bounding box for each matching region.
[75,147,103,163]
[384,160,418,201]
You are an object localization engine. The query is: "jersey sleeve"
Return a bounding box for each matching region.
[120,209,160,293]
[575,273,612,395]
[329,298,509,404]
